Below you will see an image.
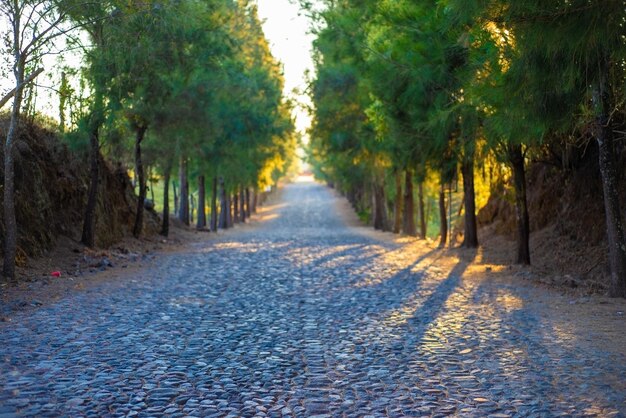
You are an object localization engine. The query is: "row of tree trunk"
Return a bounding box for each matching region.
[157,158,260,237]
[356,157,530,263]
[353,153,531,266]
[367,169,436,242]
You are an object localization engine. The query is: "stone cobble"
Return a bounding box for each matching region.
[1,181,625,417]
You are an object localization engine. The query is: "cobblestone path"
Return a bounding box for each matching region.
[1,180,626,417]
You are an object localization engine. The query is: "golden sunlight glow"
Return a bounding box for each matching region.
[483,21,515,73]
[344,238,530,353]
[259,213,280,222]
[495,291,524,311]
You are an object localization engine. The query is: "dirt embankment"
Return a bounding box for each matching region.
[0,116,159,275]
[476,145,617,294]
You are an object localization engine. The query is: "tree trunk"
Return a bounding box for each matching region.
[347,188,355,207]
[132,126,148,238]
[197,175,206,229]
[227,193,234,228]
[233,192,240,223]
[372,180,387,230]
[438,183,447,248]
[426,198,432,232]
[245,187,251,218]
[23,83,35,121]
[211,176,218,232]
[239,186,246,223]
[190,193,195,224]
[393,171,402,234]
[418,182,426,239]
[252,188,258,213]
[59,72,67,132]
[150,172,155,203]
[508,144,531,265]
[461,155,478,248]
[593,68,626,297]
[178,156,189,225]
[403,170,417,236]
[81,117,101,247]
[219,177,228,229]
[173,181,178,217]
[161,159,172,237]
[2,66,25,281]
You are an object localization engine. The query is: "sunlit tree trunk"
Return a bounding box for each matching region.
[438,182,447,248]
[403,170,417,236]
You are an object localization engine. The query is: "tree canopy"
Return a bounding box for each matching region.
[1,0,298,280]
[305,0,626,296]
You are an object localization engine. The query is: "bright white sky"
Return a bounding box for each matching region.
[256,0,316,137]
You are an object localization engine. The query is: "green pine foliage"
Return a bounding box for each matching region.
[305,0,626,294]
[54,0,298,231]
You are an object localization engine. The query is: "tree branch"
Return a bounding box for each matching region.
[0,67,44,109]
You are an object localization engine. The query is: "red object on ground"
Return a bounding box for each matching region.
[51,271,61,277]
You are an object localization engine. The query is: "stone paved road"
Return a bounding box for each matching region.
[1,180,626,417]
